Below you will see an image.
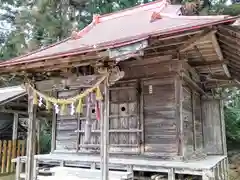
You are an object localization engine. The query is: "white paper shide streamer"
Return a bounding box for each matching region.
[70,103,75,115]
[38,96,43,107]
[54,103,60,114]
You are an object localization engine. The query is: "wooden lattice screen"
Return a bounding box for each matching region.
[0,140,26,174]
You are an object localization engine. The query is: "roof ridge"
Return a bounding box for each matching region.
[8,0,168,63]
[160,13,230,20]
[98,0,168,22]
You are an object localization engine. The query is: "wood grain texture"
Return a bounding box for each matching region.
[109,81,141,153]
[202,99,224,155]
[55,90,79,151]
[143,77,177,156]
[194,93,204,151]
[182,84,194,156]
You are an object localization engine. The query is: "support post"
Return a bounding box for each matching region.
[168,168,175,180]
[51,92,57,153]
[26,85,37,180]
[175,76,183,157]
[220,100,227,155]
[12,113,19,140]
[101,80,109,180]
[36,118,41,154]
[84,94,92,144]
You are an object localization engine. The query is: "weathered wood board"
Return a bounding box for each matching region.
[202,99,224,155]
[143,78,177,156]
[52,57,226,161]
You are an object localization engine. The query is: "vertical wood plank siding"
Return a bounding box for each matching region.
[194,93,203,151]
[202,99,224,155]
[182,84,194,156]
[143,78,177,156]
[56,90,79,151]
[52,57,226,160]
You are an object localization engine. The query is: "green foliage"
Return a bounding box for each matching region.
[223,4,240,16]
[222,88,240,150]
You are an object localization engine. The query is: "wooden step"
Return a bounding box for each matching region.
[51,166,133,179]
[20,173,54,180]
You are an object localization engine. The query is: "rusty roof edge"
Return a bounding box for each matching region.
[2,0,168,65]
[0,15,239,69]
[6,18,97,65]
[99,0,167,20]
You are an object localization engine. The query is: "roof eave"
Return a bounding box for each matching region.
[0,15,239,70]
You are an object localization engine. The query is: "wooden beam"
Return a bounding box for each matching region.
[211,33,231,78]
[26,85,37,180]
[181,73,208,97]
[35,75,101,91]
[179,30,216,52]
[208,74,232,80]
[188,60,228,67]
[0,108,28,115]
[157,29,204,41]
[218,25,240,39]
[0,51,108,74]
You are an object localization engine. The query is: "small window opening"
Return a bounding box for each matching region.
[121,106,126,112]
[92,109,95,113]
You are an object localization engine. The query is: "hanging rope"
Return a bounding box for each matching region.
[27,73,108,114]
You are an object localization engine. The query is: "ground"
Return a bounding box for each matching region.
[0,174,15,180]
[229,151,240,180]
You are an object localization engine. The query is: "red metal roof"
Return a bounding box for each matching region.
[0,0,238,67]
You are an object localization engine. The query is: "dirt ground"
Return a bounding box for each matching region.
[0,174,15,180]
[228,151,240,180]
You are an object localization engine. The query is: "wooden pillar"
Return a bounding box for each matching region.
[12,113,19,140]
[175,76,183,157]
[168,168,175,180]
[26,86,37,180]
[84,94,92,144]
[220,100,227,155]
[51,92,57,153]
[36,118,41,154]
[101,80,109,180]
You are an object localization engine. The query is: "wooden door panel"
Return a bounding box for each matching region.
[109,81,141,154]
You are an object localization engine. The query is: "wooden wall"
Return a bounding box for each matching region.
[52,56,226,159]
[202,99,226,155]
[194,93,203,151]
[53,56,184,157]
[55,89,79,151]
[142,78,177,157]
